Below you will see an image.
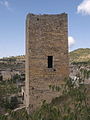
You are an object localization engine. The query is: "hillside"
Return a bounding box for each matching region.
[0,48,90,64]
[0,55,25,73]
[0,55,25,62]
[69,48,90,63]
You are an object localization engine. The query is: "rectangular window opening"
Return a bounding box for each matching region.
[48,56,53,68]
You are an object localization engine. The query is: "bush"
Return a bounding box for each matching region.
[2,96,18,110]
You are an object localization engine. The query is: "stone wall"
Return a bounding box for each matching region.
[25,13,69,113]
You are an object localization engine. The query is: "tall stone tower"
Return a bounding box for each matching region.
[25,13,69,113]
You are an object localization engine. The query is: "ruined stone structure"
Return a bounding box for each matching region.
[25,13,69,113]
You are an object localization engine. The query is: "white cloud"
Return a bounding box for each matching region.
[68,36,75,48]
[0,0,10,9]
[77,0,90,15]
[4,1,9,8]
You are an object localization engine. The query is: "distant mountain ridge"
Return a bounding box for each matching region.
[69,48,90,63]
[0,55,25,61]
[0,48,90,63]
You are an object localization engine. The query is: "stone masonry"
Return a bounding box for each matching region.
[25,13,69,113]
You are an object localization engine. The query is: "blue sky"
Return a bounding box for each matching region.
[0,0,90,57]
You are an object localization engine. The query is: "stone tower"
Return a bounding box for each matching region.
[25,13,69,113]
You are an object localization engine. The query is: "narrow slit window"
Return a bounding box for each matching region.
[22,93,24,100]
[48,56,53,68]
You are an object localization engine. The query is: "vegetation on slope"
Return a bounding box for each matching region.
[0,55,25,61]
[0,75,90,120]
[0,77,21,114]
[0,48,90,64]
[69,48,90,63]
[0,48,90,65]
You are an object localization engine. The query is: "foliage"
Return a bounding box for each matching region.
[80,68,90,80]
[7,109,29,120]
[30,77,90,120]
[0,80,20,112]
[0,115,7,120]
[0,109,29,120]
[11,74,21,83]
[0,74,90,120]
[2,96,18,110]
[0,80,19,97]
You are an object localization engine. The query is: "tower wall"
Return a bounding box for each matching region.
[25,13,69,113]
